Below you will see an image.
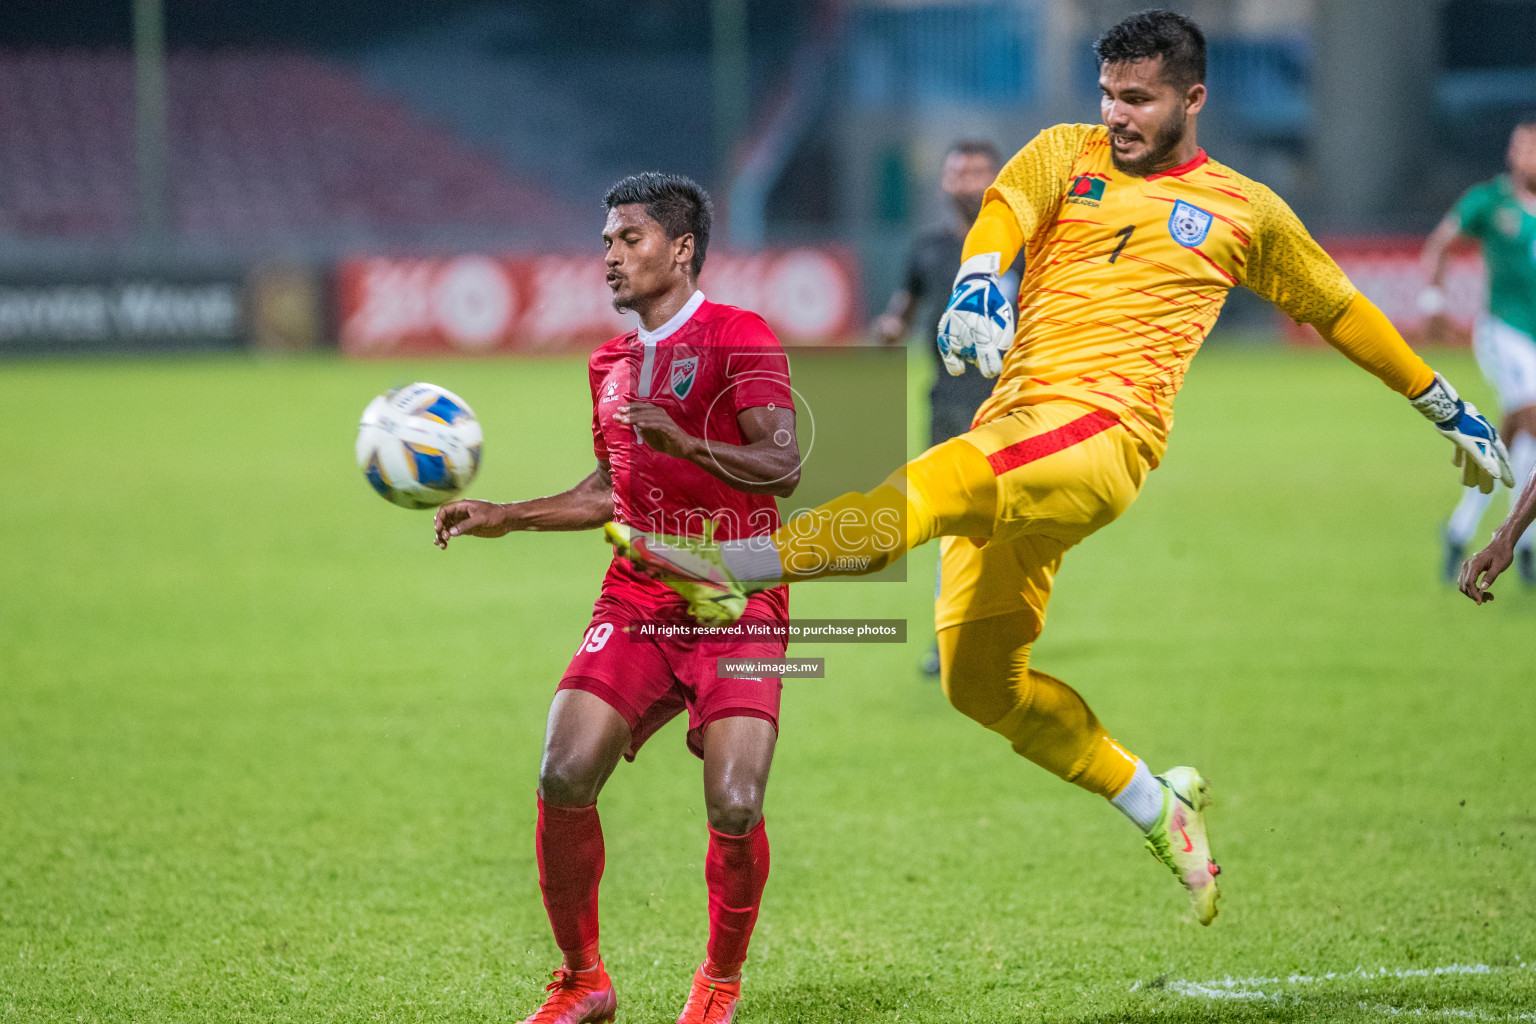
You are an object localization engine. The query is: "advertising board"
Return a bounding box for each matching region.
[1284,238,1484,346]
[0,274,245,355]
[337,249,862,356]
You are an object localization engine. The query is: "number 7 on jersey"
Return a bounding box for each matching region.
[1108,225,1135,263]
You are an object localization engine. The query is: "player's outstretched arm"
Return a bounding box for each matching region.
[614,402,800,497]
[1459,466,1536,604]
[1245,182,1512,491]
[432,464,614,548]
[1314,295,1513,493]
[1418,213,1461,315]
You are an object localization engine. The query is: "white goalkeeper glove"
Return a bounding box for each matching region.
[1410,373,1515,494]
[936,253,1015,378]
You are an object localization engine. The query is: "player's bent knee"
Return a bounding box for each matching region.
[705,794,763,835]
[538,753,609,807]
[703,798,761,835]
[942,668,1008,726]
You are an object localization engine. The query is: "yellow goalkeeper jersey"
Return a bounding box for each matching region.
[976,123,1357,465]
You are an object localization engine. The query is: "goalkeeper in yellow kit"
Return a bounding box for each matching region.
[603,10,1514,926]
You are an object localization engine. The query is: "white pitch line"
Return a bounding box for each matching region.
[1183,961,1526,991]
[1164,980,1271,1001]
[1132,959,1535,1020]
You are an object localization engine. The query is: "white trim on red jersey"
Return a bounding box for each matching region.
[635,291,706,442]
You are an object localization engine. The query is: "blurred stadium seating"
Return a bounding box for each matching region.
[0,0,1527,354]
[0,49,575,247]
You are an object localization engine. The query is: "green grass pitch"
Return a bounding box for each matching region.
[2,345,1532,1023]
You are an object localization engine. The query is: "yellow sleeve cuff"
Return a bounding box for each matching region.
[961,198,1026,269]
[1316,292,1436,398]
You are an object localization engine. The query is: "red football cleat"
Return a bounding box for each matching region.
[675,964,742,1024]
[519,963,617,1024]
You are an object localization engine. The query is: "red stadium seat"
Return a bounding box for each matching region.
[0,49,574,242]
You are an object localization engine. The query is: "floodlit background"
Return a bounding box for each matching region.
[0,0,1526,353]
[2,2,1533,1022]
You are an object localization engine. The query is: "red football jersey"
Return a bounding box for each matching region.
[588,292,793,614]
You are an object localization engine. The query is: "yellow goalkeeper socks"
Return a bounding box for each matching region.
[757,438,997,582]
[988,669,1140,798]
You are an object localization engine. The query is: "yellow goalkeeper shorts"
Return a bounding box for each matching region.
[935,402,1150,632]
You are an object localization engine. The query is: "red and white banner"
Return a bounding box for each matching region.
[338,249,861,356]
[1285,237,1484,346]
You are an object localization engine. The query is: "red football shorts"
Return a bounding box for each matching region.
[558,590,786,759]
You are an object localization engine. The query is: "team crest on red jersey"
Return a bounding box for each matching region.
[669,356,700,399]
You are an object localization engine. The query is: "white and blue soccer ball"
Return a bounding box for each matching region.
[355,382,483,509]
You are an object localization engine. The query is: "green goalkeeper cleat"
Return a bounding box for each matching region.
[1144,766,1222,926]
[603,522,750,626]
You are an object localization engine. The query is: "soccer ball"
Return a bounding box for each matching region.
[356,382,483,509]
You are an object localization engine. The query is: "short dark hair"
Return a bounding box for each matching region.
[947,139,1003,168]
[604,172,713,277]
[1094,9,1206,90]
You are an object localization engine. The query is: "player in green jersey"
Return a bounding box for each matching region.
[1423,120,1536,584]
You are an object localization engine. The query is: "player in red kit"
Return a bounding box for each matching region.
[433,173,800,1024]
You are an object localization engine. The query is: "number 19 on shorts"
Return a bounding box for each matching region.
[579,622,613,653]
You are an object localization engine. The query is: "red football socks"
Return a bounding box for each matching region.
[703,818,771,980]
[536,797,605,972]
[536,800,769,979]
